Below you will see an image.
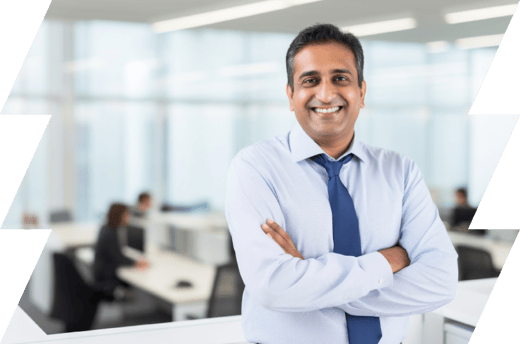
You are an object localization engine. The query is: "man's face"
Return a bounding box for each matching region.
[286,42,366,145]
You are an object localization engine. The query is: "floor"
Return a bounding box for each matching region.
[18,277,172,335]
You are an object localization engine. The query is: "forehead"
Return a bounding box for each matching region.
[293,42,357,76]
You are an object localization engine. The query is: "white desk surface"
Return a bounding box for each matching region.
[119,246,215,304]
[448,232,513,269]
[147,211,228,232]
[433,278,496,327]
[49,222,99,248]
[1,306,46,344]
[76,245,216,305]
[4,316,249,344]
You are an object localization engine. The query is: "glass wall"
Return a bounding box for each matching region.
[1,18,508,227]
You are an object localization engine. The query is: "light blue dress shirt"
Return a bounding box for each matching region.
[225,122,458,344]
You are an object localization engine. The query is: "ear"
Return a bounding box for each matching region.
[359,80,367,109]
[286,84,295,111]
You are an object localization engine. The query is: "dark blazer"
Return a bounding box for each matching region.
[93,225,135,289]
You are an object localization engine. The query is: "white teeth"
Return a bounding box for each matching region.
[314,106,340,113]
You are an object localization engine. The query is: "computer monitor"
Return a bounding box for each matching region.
[126,225,145,253]
[453,207,477,227]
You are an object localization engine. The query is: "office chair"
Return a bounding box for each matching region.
[455,245,501,281]
[185,262,244,320]
[49,253,110,332]
[206,262,245,318]
[49,209,73,223]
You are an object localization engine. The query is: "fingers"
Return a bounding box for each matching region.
[261,220,304,260]
[265,219,299,252]
[261,223,290,253]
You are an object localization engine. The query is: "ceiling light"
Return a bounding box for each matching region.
[455,34,504,49]
[445,3,517,24]
[153,0,321,33]
[427,41,450,53]
[342,18,417,37]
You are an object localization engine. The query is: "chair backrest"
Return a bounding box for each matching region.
[49,209,73,223]
[49,253,99,332]
[126,225,145,253]
[207,262,245,318]
[455,245,499,281]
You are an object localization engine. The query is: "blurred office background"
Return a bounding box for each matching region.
[1,0,518,343]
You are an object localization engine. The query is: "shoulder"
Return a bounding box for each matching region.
[357,141,420,183]
[230,133,290,172]
[358,141,414,168]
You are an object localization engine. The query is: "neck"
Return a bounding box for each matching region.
[316,131,354,160]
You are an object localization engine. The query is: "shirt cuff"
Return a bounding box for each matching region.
[357,251,393,291]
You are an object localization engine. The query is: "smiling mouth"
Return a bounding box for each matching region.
[311,106,343,114]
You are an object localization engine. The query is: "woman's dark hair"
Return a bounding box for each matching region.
[286,23,364,91]
[107,203,128,229]
[138,192,151,203]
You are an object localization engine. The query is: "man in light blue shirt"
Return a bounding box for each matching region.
[225,24,458,344]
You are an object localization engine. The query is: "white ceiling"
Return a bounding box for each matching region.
[44,0,515,43]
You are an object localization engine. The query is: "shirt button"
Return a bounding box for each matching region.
[378,278,384,284]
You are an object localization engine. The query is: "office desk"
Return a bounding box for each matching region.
[423,278,496,344]
[148,211,228,232]
[48,222,99,248]
[1,306,46,344]
[448,232,512,269]
[76,245,216,321]
[145,211,230,265]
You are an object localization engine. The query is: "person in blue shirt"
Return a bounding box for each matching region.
[225,24,458,344]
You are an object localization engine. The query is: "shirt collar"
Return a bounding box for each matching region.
[289,122,366,163]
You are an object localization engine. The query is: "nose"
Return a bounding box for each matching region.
[315,79,337,104]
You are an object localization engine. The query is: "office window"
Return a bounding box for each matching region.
[0,18,503,226]
[166,103,237,210]
[74,21,157,98]
[75,101,157,220]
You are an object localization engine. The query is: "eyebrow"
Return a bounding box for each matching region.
[298,69,353,80]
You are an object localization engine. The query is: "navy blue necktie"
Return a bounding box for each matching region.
[313,153,382,344]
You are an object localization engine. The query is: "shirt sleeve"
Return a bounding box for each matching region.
[225,152,394,313]
[337,158,458,317]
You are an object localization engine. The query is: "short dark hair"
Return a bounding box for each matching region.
[456,187,468,199]
[107,203,128,229]
[286,23,364,91]
[138,192,151,203]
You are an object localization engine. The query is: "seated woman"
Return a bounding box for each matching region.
[93,203,148,298]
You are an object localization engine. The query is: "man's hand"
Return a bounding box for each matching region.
[378,245,410,273]
[261,219,304,260]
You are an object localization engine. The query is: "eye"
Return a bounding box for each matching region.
[303,78,318,84]
[334,75,348,81]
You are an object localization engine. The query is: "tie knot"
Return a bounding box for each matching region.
[312,154,353,178]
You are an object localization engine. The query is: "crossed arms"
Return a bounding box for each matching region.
[225,154,458,317]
